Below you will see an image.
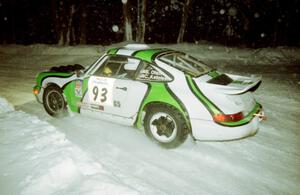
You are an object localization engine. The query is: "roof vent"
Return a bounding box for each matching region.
[124,44,150,50]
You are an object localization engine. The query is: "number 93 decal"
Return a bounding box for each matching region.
[88,77,115,106]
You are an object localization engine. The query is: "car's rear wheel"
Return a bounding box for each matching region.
[43,85,67,117]
[144,104,189,148]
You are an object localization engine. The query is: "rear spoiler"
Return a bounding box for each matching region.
[202,74,262,95]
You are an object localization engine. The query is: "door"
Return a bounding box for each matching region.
[80,55,148,125]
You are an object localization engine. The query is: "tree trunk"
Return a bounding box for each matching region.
[66,5,76,45]
[177,0,192,43]
[136,0,141,41]
[9,0,16,43]
[57,1,76,45]
[136,0,146,42]
[57,1,66,45]
[123,0,133,41]
[51,0,59,43]
[79,1,87,44]
[2,0,16,43]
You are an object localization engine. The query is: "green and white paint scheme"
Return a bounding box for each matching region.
[34,44,265,147]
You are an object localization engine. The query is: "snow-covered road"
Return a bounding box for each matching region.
[0,44,299,195]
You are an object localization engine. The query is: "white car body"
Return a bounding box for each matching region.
[34,44,265,147]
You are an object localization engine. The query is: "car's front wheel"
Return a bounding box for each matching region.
[43,85,67,117]
[144,104,189,148]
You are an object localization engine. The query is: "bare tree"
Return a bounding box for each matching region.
[136,0,147,42]
[177,0,192,43]
[51,0,59,43]
[66,5,76,45]
[57,1,67,45]
[55,0,77,45]
[79,0,87,44]
[123,0,133,41]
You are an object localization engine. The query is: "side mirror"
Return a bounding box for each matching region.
[124,59,139,71]
[76,69,84,77]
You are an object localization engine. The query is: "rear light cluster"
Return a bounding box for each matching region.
[33,86,40,95]
[213,112,244,123]
[33,89,39,95]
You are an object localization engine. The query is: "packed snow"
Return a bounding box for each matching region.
[0,43,299,195]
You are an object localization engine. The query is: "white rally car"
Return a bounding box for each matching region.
[33,44,265,148]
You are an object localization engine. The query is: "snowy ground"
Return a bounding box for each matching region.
[0,43,299,195]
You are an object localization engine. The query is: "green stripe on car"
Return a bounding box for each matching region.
[36,72,73,87]
[135,82,188,129]
[107,48,118,55]
[186,75,222,116]
[63,79,89,112]
[133,49,169,63]
[186,75,259,127]
[208,70,220,78]
[220,103,262,127]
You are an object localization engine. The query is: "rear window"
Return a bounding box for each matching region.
[159,52,212,77]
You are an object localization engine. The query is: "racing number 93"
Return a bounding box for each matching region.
[88,77,114,106]
[92,86,108,102]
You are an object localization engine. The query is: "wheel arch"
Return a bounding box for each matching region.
[143,101,175,113]
[42,84,68,117]
[43,83,68,103]
[136,99,191,134]
[45,82,61,89]
[37,82,62,104]
[131,82,192,137]
[148,101,191,127]
[143,102,191,148]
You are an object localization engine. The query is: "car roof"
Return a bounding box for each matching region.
[106,44,173,63]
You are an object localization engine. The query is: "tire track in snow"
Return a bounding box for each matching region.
[50,116,209,194]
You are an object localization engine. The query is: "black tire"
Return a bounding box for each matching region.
[144,104,189,148]
[43,85,68,117]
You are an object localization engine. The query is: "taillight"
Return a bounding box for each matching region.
[33,87,40,95]
[213,112,244,123]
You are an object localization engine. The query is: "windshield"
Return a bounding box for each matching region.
[84,55,107,75]
[159,52,212,77]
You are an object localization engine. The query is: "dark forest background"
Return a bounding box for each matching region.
[0,0,299,48]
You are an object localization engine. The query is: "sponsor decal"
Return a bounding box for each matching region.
[75,80,83,97]
[91,104,104,111]
[77,101,88,108]
[114,100,121,108]
[137,65,169,81]
[77,102,104,111]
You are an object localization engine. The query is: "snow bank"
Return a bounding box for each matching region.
[0,43,299,66]
[0,97,14,113]
[0,97,139,195]
[0,44,100,56]
[148,43,300,66]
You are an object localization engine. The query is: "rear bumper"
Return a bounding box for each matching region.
[191,107,265,141]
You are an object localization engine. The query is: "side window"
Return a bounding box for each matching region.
[118,58,140,79]
[93,56,140,79]
[136,61,172,82]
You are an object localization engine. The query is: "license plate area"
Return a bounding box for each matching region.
[253,109,266,121]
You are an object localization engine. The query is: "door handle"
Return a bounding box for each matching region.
[116,87,127,91]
